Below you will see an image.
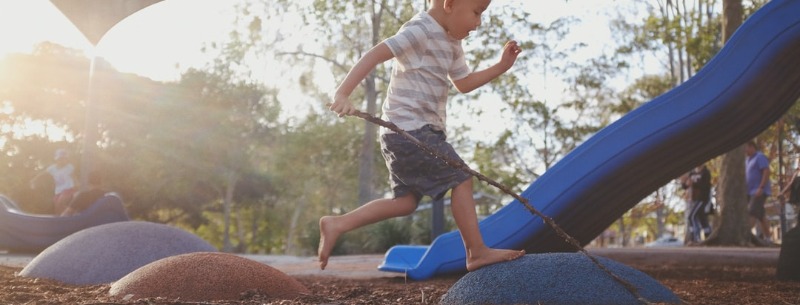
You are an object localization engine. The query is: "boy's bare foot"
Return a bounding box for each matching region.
[318,216,341,270]
[466,248,525,272]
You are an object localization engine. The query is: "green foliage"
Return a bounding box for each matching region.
[613,0,725,84]
[615,74,673,115]
[455,10,596,191]
[0,41,290,252]
[409,209,456,245]
[195,203,286,253]
[608,199,685,245]
[5,0,777,255]
[295,211,454,256]
[364,218,413,253]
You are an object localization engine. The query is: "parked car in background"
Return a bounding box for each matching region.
[645,235,684,247]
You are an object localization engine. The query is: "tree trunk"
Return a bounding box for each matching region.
[285,195,306,255]
[662,2,677,86]
[672,2,686,84]
[683,198,693,243]
[682,0,693,79]
[286,180,312,255]
[357,1,384,205]
[222,171,239,252]
[656,188,666,238]
[704,0,751,246]
[251,202,261,253]
[358,75,378,205]
[235,209,247,253]
[679,173,692,243]
[722,0,743,41]
[706,146,752,245]
[618,217,629,247]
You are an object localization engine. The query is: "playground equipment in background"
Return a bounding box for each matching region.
[0,193,129,252]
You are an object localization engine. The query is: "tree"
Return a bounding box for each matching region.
[703,0,765,246]
[459,13,596,195]
[265,0,570,204]
[265,114,375,255]
[265,0,417,206]
[491,17,590,173]
[609,0,778,246]
[0,43,101,213]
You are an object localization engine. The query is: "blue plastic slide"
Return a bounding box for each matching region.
[0,194,129,252]
[379,0,800,280]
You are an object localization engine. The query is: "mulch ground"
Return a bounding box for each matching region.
[1,262,799,305]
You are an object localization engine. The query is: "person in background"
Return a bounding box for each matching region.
[31,148,78,215]
[745,140,772,242]
[682,163,712,242]
[60,170,108,216]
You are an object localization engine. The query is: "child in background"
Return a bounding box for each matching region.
[31,148,78,214]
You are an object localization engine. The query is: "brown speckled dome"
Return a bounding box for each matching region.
[109,252,309,302]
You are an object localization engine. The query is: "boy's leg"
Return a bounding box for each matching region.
[450,178,525,271]
[318,193,418,270]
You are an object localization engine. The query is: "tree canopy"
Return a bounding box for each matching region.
[1,0,795,253]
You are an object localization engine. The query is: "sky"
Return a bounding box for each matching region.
[0,0,237,81]
[0,0,646,137]
[0,0,627,81]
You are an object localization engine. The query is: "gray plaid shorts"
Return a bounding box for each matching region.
[380,125,471,201]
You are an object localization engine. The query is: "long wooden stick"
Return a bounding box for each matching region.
[348,109,648,303]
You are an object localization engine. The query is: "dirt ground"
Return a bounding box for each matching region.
[1,248,799,305]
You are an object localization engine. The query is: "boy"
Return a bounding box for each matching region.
[321,0,525,271]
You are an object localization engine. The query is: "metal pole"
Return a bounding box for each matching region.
[431,197,444,241]
[779,120,788,236]
[51,0,164,188]
[79,55,98,191]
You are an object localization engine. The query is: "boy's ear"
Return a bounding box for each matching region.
[442,0,455,13]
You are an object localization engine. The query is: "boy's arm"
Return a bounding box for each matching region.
[330,43,395,117]
[452,41,521,93]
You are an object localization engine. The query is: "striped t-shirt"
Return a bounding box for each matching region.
[381,11,470,133]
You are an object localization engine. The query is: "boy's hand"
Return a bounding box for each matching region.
[329,93,356,117]
[499,40,522,70]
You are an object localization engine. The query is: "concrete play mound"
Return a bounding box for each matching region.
[19,221,217,285]
[109,252,309,302]
[440,253,681,305]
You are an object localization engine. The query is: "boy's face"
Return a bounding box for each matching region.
[444,0,491,40]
